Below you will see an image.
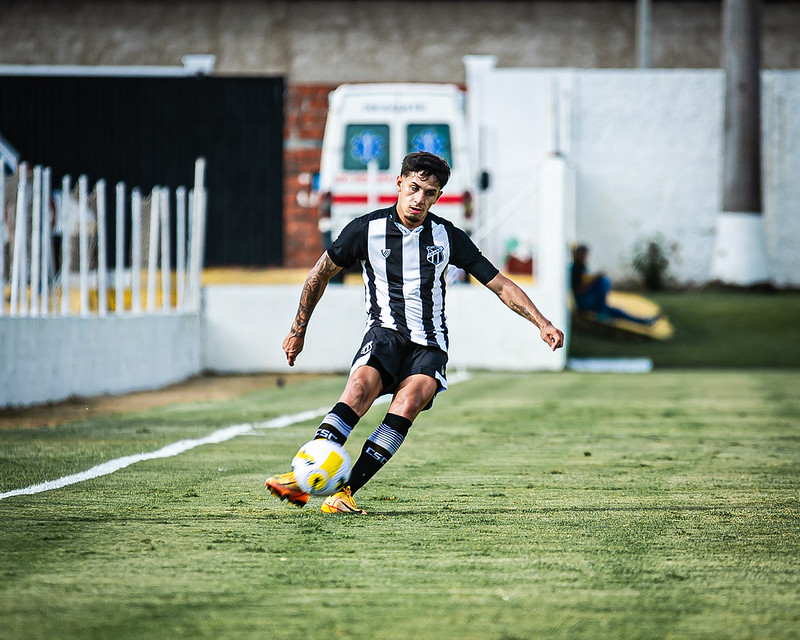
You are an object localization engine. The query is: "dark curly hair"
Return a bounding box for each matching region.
[400,151,451,189]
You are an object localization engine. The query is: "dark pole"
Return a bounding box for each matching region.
[722,0,762,216]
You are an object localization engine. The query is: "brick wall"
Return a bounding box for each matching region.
[283,83,337,268]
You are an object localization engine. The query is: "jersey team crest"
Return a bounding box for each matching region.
[427,245,445,265]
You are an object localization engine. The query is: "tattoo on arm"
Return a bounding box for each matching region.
[490,273,549,329]
[508,300,535,323]
[290,253,340,337]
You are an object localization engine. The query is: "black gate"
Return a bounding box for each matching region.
[0,74,284,266]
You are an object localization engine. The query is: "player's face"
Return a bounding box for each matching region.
[395,172,442,229]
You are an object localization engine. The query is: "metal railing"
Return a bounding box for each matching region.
[1,158,206,317]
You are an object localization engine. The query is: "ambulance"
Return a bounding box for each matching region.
[317,83,475,241]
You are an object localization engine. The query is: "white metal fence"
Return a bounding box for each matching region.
[1,158,206,317]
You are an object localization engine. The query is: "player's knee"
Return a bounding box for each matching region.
[391,388,436,419]
[341,372,382,414]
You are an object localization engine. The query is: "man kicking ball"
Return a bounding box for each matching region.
[266,151,564,514]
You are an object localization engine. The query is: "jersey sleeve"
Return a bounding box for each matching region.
[449,225,499,285]
[327,216,367,269]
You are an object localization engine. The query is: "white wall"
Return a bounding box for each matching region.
[466,60,800,287]
[0,314,201,408]
[202,281,567,375]
[572,69,725,285]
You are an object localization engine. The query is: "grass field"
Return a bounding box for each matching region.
[568,289,800,368]
[1,367,799,639]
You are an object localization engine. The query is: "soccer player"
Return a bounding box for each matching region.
[266,152,564,514]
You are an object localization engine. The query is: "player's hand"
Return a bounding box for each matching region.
[282,333,305,366]
[541,324,565,351]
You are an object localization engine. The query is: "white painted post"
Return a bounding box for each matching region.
[146,187,160,311]
[40,167,52,316]
[115,182,125,313]
[158,188,170,310]
[196,160,207,310]
[189,158,206,311]
[78,175,90,316]
[96,179,108,316]
[175,186,187,310]
[0,172,5,317]
[60,175,72,316]
[10,163,28,315]
[30,166,42,316]
[187,188,196,310]
[131,188,142,313]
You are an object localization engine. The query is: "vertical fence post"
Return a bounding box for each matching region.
[131,188,142,313]
[186,188,195,309]
[0,172,5,317]
[115,182,125,313]
[96,179,108,316]
[60,175,71,316]
[10,162,28,315]
[30,166,42,316]
[159,187,171,311]
[189,158,206,312]
[78,175,90,316]
[175,186,187,310]
[146,187,160,311]
[40,167,52,316]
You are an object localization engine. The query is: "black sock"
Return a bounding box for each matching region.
[315,402,360,444]
[348,413,412,494]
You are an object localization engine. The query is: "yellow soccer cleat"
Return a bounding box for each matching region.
[265,471,310,507]
[320,486,367,515]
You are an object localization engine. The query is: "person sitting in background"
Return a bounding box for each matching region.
[570,244,660,325]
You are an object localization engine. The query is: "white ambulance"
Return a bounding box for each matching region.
[317,83,475,241]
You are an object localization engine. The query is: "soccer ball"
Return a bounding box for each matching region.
[291,439,351,496]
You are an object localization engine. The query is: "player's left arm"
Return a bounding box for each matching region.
[485,272,565,351]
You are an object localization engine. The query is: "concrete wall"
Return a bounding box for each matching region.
[570,69,800,287]
[465,60,800,287]
[0,314,202,408]
[202,282,567,375]
[3,1,800,78]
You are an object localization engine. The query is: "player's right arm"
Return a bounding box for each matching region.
[282,251,343,366]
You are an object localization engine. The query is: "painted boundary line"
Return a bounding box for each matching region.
[0,370,471,501]
[0,407,328,501]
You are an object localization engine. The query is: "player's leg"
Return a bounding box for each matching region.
[314,366,383,443]
[348,374,437,493]
[322,337,447,514]
[321,374,437,514]
[265,340,384,508]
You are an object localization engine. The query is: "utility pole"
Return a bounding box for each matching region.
[711,0,770,285]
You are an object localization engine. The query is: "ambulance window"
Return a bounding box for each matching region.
[407,124,452,167]
[344,124,390,170]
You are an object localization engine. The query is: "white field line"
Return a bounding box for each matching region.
[0,370,471,501]
[0,407,327,501]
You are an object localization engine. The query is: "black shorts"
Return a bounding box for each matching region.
[350,326,448,411]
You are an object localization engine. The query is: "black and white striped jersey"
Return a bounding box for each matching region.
[327,205,499,352]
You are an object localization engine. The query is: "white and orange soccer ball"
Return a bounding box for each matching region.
[291,439,351,496]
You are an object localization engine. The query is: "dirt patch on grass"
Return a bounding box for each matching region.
[0,373,322,429]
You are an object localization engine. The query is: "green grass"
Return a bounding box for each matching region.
[1,370,799,639]
[568,290,800,368]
